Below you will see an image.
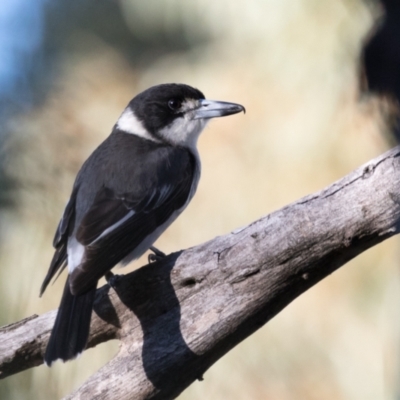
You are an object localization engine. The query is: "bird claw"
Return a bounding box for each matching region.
[148,246,166,263]
[105,271,122,289]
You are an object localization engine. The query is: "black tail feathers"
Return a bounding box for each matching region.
[44,276,96,366]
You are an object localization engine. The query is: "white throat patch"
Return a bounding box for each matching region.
[117,108,159,142]
[158,99,209,150]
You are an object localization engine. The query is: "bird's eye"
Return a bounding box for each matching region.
[168,99,181,111]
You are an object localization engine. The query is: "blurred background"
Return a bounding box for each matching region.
[0,0,399,399]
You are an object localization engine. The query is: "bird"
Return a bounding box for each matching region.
[40,83,245,365]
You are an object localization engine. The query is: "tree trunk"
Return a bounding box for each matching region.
[1,146,399,400]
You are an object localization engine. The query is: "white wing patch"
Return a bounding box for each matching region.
[117,108,160,142]
[89,210,135,245]
[67,211,135,272]
[67,237,85,273]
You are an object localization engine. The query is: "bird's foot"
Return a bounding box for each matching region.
[148,246,166,263]
[105,271,122,289]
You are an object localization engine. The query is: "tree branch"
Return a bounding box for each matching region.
[1,146,400,399]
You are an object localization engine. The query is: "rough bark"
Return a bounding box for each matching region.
[1,146,400,400]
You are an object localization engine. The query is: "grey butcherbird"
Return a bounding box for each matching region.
[41,83,245,365]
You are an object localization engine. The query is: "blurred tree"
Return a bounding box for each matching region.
[363,0,400,142]
[0,0,211,202]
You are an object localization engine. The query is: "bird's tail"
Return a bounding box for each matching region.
[44,276,96,366]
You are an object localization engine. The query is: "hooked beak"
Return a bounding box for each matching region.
[193,99,245,120]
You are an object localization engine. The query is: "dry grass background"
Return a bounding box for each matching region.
[0,0,399,399]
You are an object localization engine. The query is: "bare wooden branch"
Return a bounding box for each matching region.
[1,146,400,400]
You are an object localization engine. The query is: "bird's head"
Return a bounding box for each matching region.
[116,83,245,148]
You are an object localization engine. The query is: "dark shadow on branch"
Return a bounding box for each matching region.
[93,285,121,330]
[110,252,201,391]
